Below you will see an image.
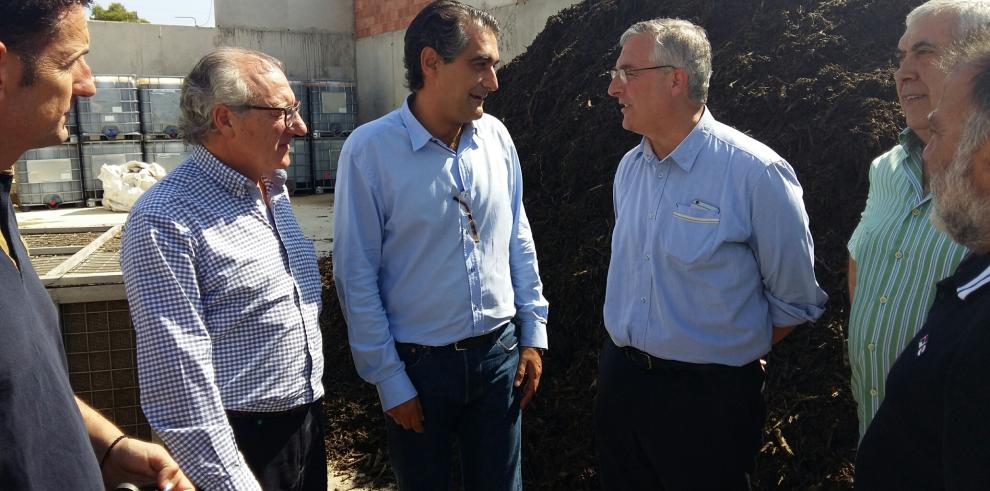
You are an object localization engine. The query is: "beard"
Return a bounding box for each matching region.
[931,147,990,254]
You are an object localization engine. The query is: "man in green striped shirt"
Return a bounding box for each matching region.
[847,0,990,438]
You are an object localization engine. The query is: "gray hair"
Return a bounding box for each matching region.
[180,47,285,146]
[619,18,712,104]
[907,0,990,37]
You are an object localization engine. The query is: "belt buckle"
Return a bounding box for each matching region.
[453,340,469,351]
[625,347,652,370]
[639,351,653,370]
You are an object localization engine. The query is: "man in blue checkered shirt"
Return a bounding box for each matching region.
[121,48,326,490]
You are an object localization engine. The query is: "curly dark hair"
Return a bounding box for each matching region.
[403,0,499,91]
[0,0,93,86]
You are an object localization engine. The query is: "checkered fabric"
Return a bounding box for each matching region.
[120,146,324,490]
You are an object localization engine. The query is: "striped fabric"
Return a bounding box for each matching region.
[847,129,968,437]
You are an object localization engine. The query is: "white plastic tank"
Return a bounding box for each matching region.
[312,138,344,193]
[76,75,141,138]
[138,77,184,138]
[79,140,142,201]
[142,140,191,173]
[305,81,356,137]
[14,136,84,207]
[287,137,312,194]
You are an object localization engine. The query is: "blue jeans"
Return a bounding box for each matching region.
[386,324,523,491]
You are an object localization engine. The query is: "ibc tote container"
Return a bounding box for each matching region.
[287,138,312,195]
[76,75,141,138]
[306,81,356,137]
[79,140,142,202]
[142,140,191,173]
[138,77,183,138]
[66,97,79,135]
[312,138,345,193]
[14,136,84,208]
[289,81,310,129]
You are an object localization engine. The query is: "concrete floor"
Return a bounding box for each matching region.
[16,192,335,256]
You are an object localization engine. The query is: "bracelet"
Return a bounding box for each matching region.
[100,434,127,469]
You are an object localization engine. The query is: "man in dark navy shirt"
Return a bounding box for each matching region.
[856,27,990,490]
[0,2,191,489]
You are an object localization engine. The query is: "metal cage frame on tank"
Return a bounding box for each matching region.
[311,137,345,193]
[137,76,184,140]
[287,137,313,195]
[13,135,85,209]
[305,80,357,138]
[76,75,142,141]
[79,140,143,205]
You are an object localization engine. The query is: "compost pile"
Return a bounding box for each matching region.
[321,0,923,489]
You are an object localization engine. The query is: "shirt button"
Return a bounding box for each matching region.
[879,296,888,305]
[648,214,656,220]
[645,254,651,261]
[641,297,647,303]
[870,388,878,396]
[867,343,876,352]
[894,251,903,259]
[911,208,922,217]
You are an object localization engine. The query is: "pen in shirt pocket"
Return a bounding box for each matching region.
[690,199,718,212]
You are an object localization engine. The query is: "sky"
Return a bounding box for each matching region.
[88,0,216,27]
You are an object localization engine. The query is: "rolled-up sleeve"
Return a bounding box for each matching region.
[121,210,261,490]
[749,161,828,327]
[332,143,417,412]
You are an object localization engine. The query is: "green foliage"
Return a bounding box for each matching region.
[90,2,149,23]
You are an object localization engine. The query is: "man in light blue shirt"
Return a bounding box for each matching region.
[595,18,827,490]
[332,2,548,489]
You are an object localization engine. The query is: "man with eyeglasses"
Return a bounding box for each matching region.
[333,1,548,489]
[596,18,826,490]
[121,48,326,490]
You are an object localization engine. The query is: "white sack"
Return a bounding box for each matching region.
[98,161,166,212]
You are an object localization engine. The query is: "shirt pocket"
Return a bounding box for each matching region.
[662,201,721,264]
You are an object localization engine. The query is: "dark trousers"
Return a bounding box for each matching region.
[228,400,328,491]
[594,337,765,491]
[386,325,523,491]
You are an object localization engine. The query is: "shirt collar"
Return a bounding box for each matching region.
[191,145,284,200]
[954,253,990,300]
[399,94,480,152]
[638,106,714,173]
[898,127,924,154]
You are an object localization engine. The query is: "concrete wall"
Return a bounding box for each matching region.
[215,28,354,80]
[355,0,581,123]
[215,0,354,34]
[86,0,355,81]
[87,21,216,77]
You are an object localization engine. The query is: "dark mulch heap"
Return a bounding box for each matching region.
[321,1,924,489]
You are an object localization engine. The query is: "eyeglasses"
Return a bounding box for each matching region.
[607,65,676,84]
[452,194,480,244]
[238,101,302,129]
